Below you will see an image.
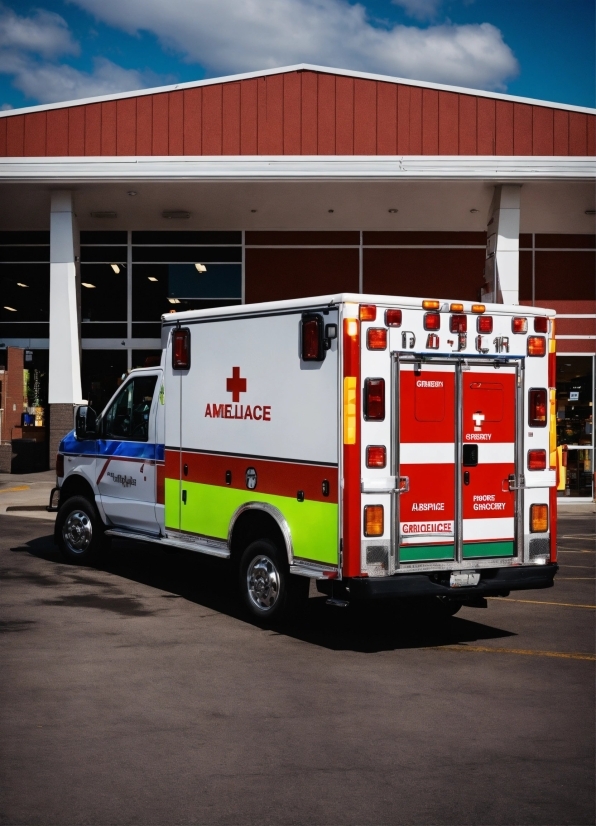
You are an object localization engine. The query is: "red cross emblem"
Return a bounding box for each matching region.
[226,367,247,402]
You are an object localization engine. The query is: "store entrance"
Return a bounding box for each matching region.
[556,356,594,499]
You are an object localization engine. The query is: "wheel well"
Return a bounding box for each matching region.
[229,509,289,567]
[59,474,96,507]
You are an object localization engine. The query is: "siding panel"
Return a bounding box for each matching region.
[0,117,6,156]
[532,106,554,155]
[438,91,458,155]
[317,73,336,154]
[335,75,354,154]
[84,104,101,155]
[283,72,301,154]
[396,84,410,154]
[301,70,318,154]
[377,82,397,155]
[477,97,495,154]
[222,83,241,155]
[569,112,588,155]
[182,88,201,155]
[409,86,422,154]
[354,79,377,154]
[151,95,169,155]
[513,103,532,155]
[100,101,117,155]
[553,109,568,155]
[263,74,283,154]
[68,107,85,155]
[24,112,46,156]
[202,85,222,154]
[495,100,513,155]
[168,90,184,155]
[240,78,258,155]
[136,96,153,155]
[421,88,439,154]
[116,98,136,156]
[46,110,67,156]
[458,94,476,154]
[587,115,595,155]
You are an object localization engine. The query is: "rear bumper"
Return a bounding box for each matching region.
[319,564,558,601]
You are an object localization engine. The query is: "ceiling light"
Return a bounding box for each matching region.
[90,211,117,219]
[162,210,190,220]
[250,209,257,213]
[110,264,120,274]
[470,208,479,213]
[585,209,596,215]
[4,306,16,311]
[167,298,181,304]
[16,282,28,287]
[128,191,137,196]
[328,209,334,213]
[82,283,96,289]
[195,263,207,273]
[148,276,158,282]
[388,208,398,213]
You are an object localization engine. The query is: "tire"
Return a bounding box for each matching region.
[239,539,309,623]
[56,495,105,565]
[435,597,463,617]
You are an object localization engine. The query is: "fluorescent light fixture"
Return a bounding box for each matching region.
[167,298,181,304]
[470,208,479,213]
[162,210,190,220]
[388,208,398,213]
[195,263,207,273]
[111,264,120,274]
[82,283,96,289]
[148,276,158,282]
[4,306,16,311]
[585,209,596,215]
[128,191,137,196]
[16,282,28,287]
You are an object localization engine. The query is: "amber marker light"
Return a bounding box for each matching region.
[364,505,384,537]
[366,445,386,468]
[527,336,546,357]
[530,504,548,533]
[422,300,440,310]
[359,304,377,321]
[471,304,485,314]
[450,303,464,312]
[367,328,387,350]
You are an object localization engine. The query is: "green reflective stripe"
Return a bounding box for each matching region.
[463,541,515,558]
[167,479,339,565]
[400,544,455,562]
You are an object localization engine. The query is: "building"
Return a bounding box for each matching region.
[0,64,594,497]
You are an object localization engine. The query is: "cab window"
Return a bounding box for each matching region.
[103,375,158,441]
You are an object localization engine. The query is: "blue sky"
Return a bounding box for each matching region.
[0,0,593,110]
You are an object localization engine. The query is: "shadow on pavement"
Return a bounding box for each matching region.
[9,529,516,653]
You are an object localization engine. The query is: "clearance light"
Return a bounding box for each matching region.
[366,445,386,468]
[344,377,357,444]
[364,505,384,537]
[527,336,546,357]
[364,378,385,421]
[512,317,528,333]
[346,319,358,338]
[477,315,493,333]
[359,304,376,321]
[528,449,547,470]
[424,312,440,331]
[471,304,485,313]
[172,327,191,370]
[450,314,467,333]
[385,309,402,327]
[529,389,547,427]
[367,328,387,350]
[530,503,548,533]
[450,303,464,312]
[534,316,548,333]
[422,300,440,310]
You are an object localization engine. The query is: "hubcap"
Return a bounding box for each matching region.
[246,554,280,611]
[63,510,92,554]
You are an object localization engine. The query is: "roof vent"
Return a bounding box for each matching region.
[90,211,117,219]
[162,210,191,220]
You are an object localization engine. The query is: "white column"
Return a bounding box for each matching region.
[49,191,83,404]
[482,185,521,305]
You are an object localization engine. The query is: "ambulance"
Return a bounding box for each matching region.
[51,293,559,621]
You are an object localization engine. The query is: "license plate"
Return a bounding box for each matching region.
[449,571,480,588]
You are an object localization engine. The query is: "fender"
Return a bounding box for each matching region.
[228,502,294,565]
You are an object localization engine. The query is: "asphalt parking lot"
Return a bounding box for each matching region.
[1,511,594,825]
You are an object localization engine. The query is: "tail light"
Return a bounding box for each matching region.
[56,453,64,478]
[512,317,528,333]
[529,389,547,427]
[530,503,548,533]
[450,314,467,333]
[424,312,440,331]
[527,336,546,357]
[385,309,402,327]
[364,378,385,421]
[172,328,191,369]
[367,328,387,350]
[366,445,386,468]
[359,304,376,321]
[301,314,324,361]
[364,505,384,537]
[477,315,493,333]
[534,316,548,333]
[528,449,547,470]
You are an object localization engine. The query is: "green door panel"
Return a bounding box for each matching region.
[399,544,455,563]
[463,541,515,559]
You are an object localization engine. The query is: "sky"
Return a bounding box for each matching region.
[0,0,593,111]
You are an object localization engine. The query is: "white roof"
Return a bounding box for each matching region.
[1,63,594,119]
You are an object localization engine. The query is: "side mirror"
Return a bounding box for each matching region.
[75,405,97,440]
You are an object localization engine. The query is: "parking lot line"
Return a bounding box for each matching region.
[0,486,30,494]
[557,577,595,580]
[560,565,596,569]
[557,549,595,554]
[488,597,596,609]
[431,646,595,662]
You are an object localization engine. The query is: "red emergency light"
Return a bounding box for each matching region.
[385,309,402,327]
[172,327,191,370]
[529,389,547,427]
[450,314,467,333]
[512,317,528,334]
[301,314,324,361]
[364,378,385,421]
[359,305,377,321]
[366,445,386,468]
[367,328,387,350]
[424,312,440,331]
[527,336,546,357]
[534,316,549,333]
[477,315,493,333]
[528,449,547,470]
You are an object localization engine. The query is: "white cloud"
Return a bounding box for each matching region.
[68,0,518,91]
[0,6,79,58]
[391,0,442,21]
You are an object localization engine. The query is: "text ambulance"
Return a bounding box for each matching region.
[51,293,558,621]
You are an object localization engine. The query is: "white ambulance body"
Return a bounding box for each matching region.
[53,293,558,620]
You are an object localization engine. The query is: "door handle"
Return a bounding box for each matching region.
[463,471,470,485]
[182,489,187,504]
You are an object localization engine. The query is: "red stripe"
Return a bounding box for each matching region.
[342,317,362,577]
[549,485,557,563]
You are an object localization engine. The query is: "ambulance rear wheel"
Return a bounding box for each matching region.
[436,597,463,616]
[239,539,308,623]
[56,495,104,565]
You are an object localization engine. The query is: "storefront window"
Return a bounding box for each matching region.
[556,356,594,498]
[0,231,50,339]
[81,350,128,414]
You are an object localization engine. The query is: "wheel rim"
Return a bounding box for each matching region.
[246,554,280,612]
[62,510,93,554]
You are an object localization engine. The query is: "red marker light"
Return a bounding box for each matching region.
[424,312,440,331]
[366,445,387,468]
[301,314,324,361]
[529,389,547,427]
[477,315,493,333]
[534,316,548,333]
[364,378,385,421]
[528,449,547,470]
[385,309,402,327]
[450,314,467,333]
[527,336,546,357]
[172,328,191,369]
[512,317,528,334]
[367,328,387,350]
[359,304,377,321]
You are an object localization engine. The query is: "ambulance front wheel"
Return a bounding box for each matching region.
[56,495,104,565]
[239,539,309,622]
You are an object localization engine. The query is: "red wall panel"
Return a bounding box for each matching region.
[513,103,532,155]
[24,111,46,156]
[68,107,85,155]
[84,104,101,155]
[377,82,397,155]
[116,98,136,156]
[532,106,554,155]
[301,71,318,154]
[422,88,439,154]
[396,84,410,154]
[569,112,588,155]
[408,86,423,154]
[136,96,153,155]
[222,83,240,155]
[477,97,495,154]
[283,72,301,155]
[100,101,117,155]
[151,94,169,155]
[240,79,257,155]
[46,110,67,156]
[458,94,476,154]
[202,85,222,154]
[354,79,377,154]
[246,248,359,302]
[260,74,283,155]
[182,88,200,155]
[317,73,336,154]
[0,117,6,156]
[438,92,458,155]
[168,91,184,156]
[495,100,513,155]
[335,76,354,155]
